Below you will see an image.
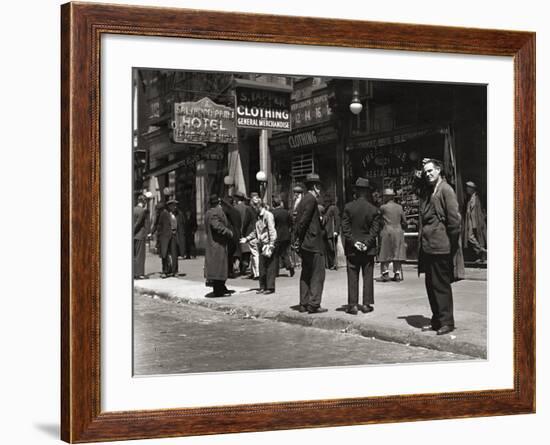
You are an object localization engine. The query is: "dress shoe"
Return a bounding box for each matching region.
[298,305,308,313]
[263,289,275,295]
[436,325,455,336]
[359,304,374,313]
[160,273,167,279]
[256,289,265,294]
[421,325,436,332]
[392,274,403,282]
[346,305,358,315]
[308,306,328,314]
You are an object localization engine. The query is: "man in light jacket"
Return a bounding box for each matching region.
[241,197,277,294]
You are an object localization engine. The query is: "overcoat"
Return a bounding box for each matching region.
[133,205,149,240]
[341,197,381,257]
[324,204,341,239]
[417,179,465,281]
[204,206,233,281]
[378,200,407,262]
[463,192,487,249]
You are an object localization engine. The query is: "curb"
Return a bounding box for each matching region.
[135,287,486,359]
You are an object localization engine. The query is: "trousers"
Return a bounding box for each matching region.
[346,254,375,306]
[259,253,278,290]
[299,250,326,308]
[424,253,455,328]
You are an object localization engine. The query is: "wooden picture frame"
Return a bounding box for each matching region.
[61,2,535,442]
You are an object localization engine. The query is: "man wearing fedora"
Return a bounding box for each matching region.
[341,178,381,315]
[463,180,487,264]
[293,173,327,313]
[378,187,408,282]
[204,194,234,297]
[156,198,181,278]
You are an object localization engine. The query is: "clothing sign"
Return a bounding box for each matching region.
[235,87,291,131]
[270,125,338,153]
[172,97,237,144]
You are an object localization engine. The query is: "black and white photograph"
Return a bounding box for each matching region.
[132,69,488,376]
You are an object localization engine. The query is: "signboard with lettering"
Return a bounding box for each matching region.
[235,87,291,131]
[172,97,237,144]
[291,93,333,129]
[270,125,338,153]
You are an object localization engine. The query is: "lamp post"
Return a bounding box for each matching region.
[223,175,234,197]
[256,170,267,203]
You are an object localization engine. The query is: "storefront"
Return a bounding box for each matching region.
[269,123,340,207]
[346,125,459,260]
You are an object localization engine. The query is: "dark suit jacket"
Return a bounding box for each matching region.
[272,207,292,243]
[324,204,341,239]
[294,192,325,253]
[341,197,381,256]
[133,205,149,240]
[157,209,181,258]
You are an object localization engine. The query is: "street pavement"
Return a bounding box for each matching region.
[136,249,487,359]
[134,295,473,375]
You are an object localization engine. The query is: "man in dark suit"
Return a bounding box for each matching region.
[418,159,463,336]
[156,198,181,278]
[324,196,341,270]
[133,194,150,279]
[221,197,242,279]
[233,191,255,275]
[293,173,327,314]
[341,178,381,315]
[271,197,294,277]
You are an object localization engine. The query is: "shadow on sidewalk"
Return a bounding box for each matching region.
[397,314,432,328]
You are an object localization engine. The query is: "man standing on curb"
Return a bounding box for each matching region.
[341,178,381,315]
[293,173,327,314]
[204,194,234,298]
[418,159,463,336]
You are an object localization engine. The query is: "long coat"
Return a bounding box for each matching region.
[463,192,487,249]
[418,179,465,281]
[294,192,325,254]
[378,200,407,262]
[341,197,381,257]
[324,205,341,239]
[234,202,255,254]
[133,205,149,240]
[204,206,233,281]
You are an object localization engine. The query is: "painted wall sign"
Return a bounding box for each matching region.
[172,97,237,144]
[235,87,291,131]
[291,93,333,129]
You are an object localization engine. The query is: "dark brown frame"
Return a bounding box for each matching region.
[61,2,536,442]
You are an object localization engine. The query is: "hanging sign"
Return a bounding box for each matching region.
[172,97,237,144]
[235,87,291,131]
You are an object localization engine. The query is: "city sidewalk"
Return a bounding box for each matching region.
[136,251,487,359]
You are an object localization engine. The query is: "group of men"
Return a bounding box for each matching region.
[136,157,485,337]
[203,158,467,335]
[133,197,197,279]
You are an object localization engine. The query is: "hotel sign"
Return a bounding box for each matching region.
[235,87,291,131]
[172,97,237,144]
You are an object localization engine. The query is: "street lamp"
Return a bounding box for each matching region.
[256,170,267,201]
[223,175,234,197]
[349,90,363,115]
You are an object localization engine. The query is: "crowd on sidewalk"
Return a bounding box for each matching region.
[134,159,487,336]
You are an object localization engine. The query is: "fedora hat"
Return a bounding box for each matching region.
[292,184,304,193]
[465,181,477,189]
[233,190,246,200]
[304,173,322,185]
[166,198,178,205]
[382,188,395,196]
[353,177,371,189]
[208,194,220,205]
